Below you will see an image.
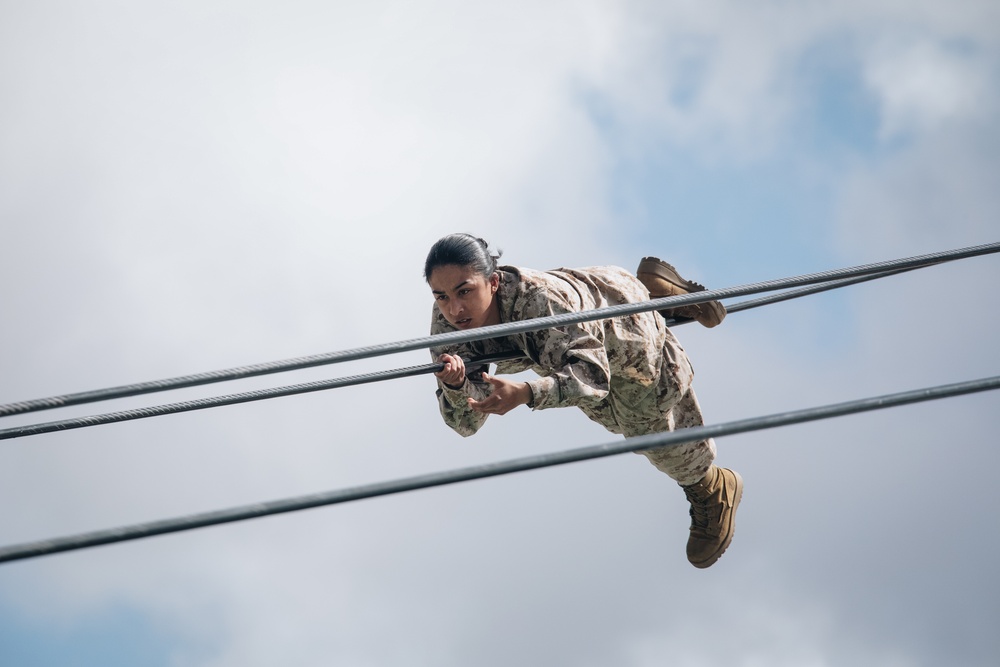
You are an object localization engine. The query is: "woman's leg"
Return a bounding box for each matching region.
[632,385,742,569]
[636,388,716,486]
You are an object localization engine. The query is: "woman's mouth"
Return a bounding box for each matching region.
[455,317,473,328]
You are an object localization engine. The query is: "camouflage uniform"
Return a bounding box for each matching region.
[430,265,716,486]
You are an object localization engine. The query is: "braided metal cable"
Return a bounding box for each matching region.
[0,351,524,441]
[715,265,926,317]
[0,265,940,441]
[1,241,997,419]
[1,374,996,564]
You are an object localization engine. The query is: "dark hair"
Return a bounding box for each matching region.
[424,233,502,282]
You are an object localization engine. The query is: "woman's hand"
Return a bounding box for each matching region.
[435,353,467,389]
[467,374,532,415]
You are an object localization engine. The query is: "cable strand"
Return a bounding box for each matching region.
[0,263,947,441]
[2,374,996,564]
[2,242,996,418]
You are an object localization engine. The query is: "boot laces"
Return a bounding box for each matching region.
[684,486,712,531]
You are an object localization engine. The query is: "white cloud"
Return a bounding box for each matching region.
[1,2,999,667]
[863,36,994,140]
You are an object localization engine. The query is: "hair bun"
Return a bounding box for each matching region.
[424,233,502,281]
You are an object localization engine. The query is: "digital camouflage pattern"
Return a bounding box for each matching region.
[430,265,716,486]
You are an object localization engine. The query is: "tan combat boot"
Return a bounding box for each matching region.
[636,257,726,327]
[681,465,743,568]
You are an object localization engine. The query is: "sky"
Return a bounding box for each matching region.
[1,1,998,666]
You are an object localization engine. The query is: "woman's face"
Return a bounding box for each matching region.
[429,264,500,330]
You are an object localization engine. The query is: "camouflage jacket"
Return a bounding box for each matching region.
[430,265,694,437]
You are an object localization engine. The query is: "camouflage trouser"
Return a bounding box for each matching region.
[630,387,717,486]
[615,334,716,487]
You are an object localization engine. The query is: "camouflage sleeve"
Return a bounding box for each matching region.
[429,306,493,437]
[519,286,611,411]
[434,377,492,437]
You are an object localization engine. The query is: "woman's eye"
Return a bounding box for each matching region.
[458,289,470,296]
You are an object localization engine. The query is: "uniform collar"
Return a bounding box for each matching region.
[495,266,522,324]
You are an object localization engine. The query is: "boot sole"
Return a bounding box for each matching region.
[637,257,697,293]
[636,257,727,328]
[691,470,743,569]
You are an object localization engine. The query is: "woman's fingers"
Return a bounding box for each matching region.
[435,354,466,386]
[444,368,525,415]
[468,377,527,415]
[468,396,500,413]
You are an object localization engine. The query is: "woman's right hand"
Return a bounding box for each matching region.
[435,353,466,389]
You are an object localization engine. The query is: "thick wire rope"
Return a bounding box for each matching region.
[1,374,996,564]
[0,265,930,441]
[0,351,516,440]
[2,242,997,419]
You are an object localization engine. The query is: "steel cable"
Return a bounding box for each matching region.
[0,264,938,441]
[1,374,996,564]
[0,352,521,440]
[1,241,997,419]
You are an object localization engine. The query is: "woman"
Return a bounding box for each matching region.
[426,233,742,569]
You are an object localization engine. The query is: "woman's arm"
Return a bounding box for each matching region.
[433,359,493,436]
[516,285,612,411]
[429,302,496,436]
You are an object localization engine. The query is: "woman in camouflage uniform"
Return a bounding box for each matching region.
[426,233,742,569]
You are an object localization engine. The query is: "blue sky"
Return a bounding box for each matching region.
[0,602,174,667]
[1,2,998,666]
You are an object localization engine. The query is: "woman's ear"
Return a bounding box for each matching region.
[490,272,500,294]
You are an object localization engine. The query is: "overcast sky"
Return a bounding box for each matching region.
[1,2,998,666]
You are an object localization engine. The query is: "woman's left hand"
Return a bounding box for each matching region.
[467,374,532,415]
